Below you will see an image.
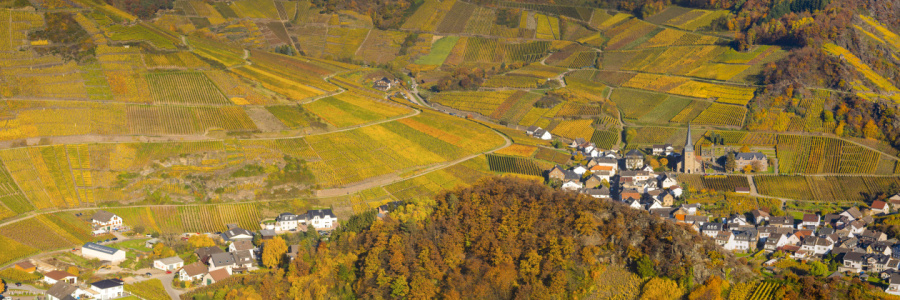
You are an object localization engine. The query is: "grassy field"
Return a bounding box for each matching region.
[416,36,460,65]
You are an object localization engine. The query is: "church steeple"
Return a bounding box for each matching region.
[684,125,694,153]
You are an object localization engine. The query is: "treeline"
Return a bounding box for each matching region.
[186,177,755,299]
[309,0,417,30]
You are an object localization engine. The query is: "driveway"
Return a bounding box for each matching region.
[125,268,181,299]
[1,283,46,299]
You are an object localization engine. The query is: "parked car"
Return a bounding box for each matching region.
[15,282,22,287]
[166,271,172,274]
[111,238,118,241]
[71,248,78,252]
[145,272,152,277]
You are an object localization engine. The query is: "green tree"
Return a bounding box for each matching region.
[262,236,288,269]
[725,152,736,171]
[390,275,409,298]
[808,261,828,276]
[636,255,656,278]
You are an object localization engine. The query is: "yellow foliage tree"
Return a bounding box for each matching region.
[262,236,288,269]
[640,277,683,300]
[188,235,216,248]
[153,243,176,258]
[688,276,726,300]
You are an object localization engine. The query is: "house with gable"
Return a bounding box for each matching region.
[750,209,770,225]
[887,274,900,295]
[274,213,301,231]
[701,223,725,238]
[799,214,820,230]
[872,200,891,215]
[153,256,184,271]
[581,187,611,199]
[179,262,208,282]
[208,252,236,272]
[91,279,124,300]
[764,233,790,252]
[221,227,254,242]
[768,216,794,228]
[43,270,77,285]
[525,126,539,136]
[91,210,123,233]
[625,150,644,170]
[203,268,232,286]
[800,237,834,256]
[533,128,552,140]
[734,152,767,171]
[301,209,338,230]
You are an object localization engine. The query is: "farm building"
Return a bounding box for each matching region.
[259,229,277,240]
[43,270,77,285]
[91,210,123,233]
[81,242,126,263]
[180,262,209,282]
[91,279,125,300]
[153,256,184,271]
[14,261,36,272]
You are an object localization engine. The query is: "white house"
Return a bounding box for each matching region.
[47,281,84,300]
[274,213,301,231]
[628,199,642,209]
[660,177,677,189]
[179,262,208,282]
[43,270,77,285]
[208,252,236,272]
[716,231,736,250]
[229,240,256,259]
[764,233,790,252]
[887,274,900,295]
[872,200,891,215]
[561,179,583,191]
[533,129,552,140]
[91,210,123,233]
[203,268,232,286]
[732,231,755,252]
[301,209,338,230]
[800,237,833,256]
[799,214,820,229]
[727,214,748,227]
[81,242,126,264]
[701,223,725,238]
[90,279,124,300]
[221,227,254,242]
[153,256,184,271]
[572,165,588,175]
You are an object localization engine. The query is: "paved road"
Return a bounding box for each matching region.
[1,283,45,299]
[126,268,181,300]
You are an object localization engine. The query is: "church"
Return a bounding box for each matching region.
[681,126,702,174]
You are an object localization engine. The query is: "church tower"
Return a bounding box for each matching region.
[681,126,701,173]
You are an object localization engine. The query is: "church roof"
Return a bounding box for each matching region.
[684,126,694,152]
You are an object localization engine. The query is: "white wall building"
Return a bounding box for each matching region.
[153,256,184,271]
[91,279,125,300]
[81,242,126,264]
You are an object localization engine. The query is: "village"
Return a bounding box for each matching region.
[529,126,900,296]
[0,208,342,300]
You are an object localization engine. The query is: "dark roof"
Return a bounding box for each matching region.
[701,223,724,231]
[195,246,224,261]
[259,229,277,237]
[892,274,900,285]
[582,187,610,196]
[231,240,255,251]
[210,252,235,266]
[843,207,863,219]
[735,152,766,160]
[625,149,643,157]
[92,279,124,290]
[92,210,116,222]
[750,209,770,219]
[534,128,548,136]
[769,216,794,225]
[47,281,79,300]
[526,126,539,132]
[82,242,119,255]
[276,213,299,222]
[684,126,694,150]
[307,209,336,219]
[234,250,254,263]
[844,251,866,262]
[222,228,253,239]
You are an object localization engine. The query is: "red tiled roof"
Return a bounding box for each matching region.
[872,201,888,210]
